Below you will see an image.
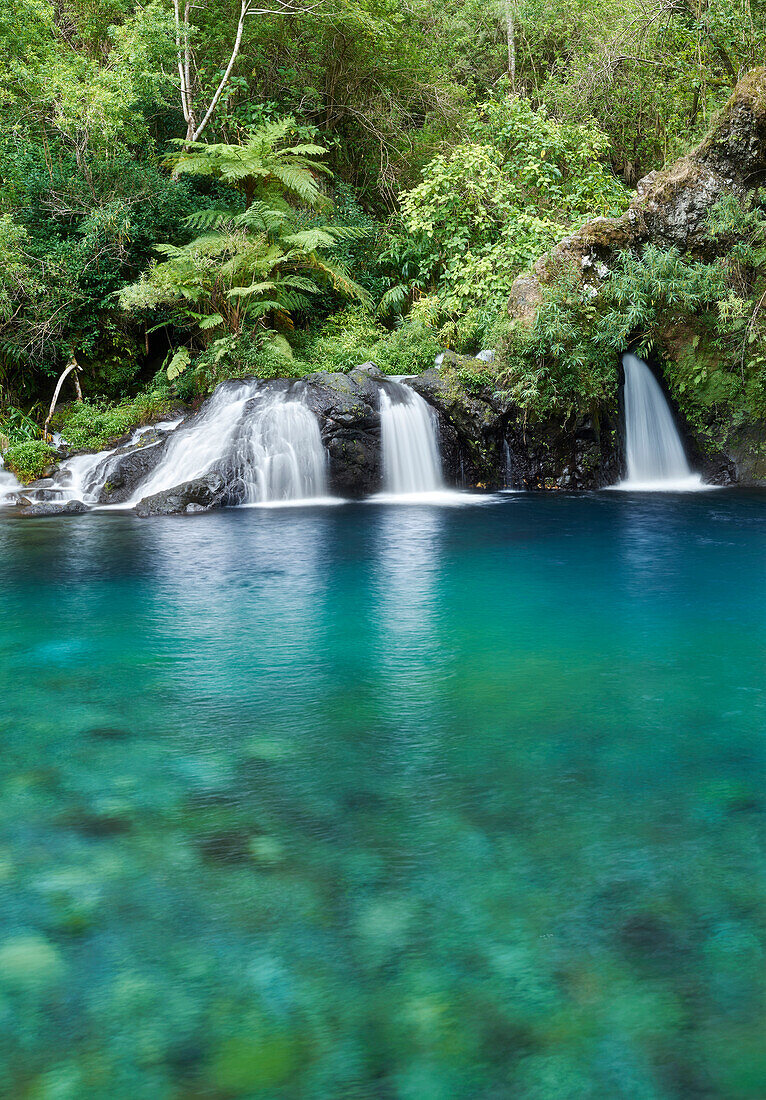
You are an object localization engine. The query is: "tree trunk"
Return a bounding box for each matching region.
[43,358,83,439]
[505,0,516,89]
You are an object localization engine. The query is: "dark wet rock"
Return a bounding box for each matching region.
[135,473,228,517]
[25,489,65,502]
[91,435,171,505]
[20,500,89,517]
[726,423,766,485]
[405,356,622,490]
[297,370,378,429]
[326,430,381,496]
[293,368,383,496]
[509,412,622,491]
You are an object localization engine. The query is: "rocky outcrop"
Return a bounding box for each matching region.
[509,68,766,319]
[90,435,171,505]
[408,356,621,490]
[506,68,766,484]
[135,474,228,517]
[295,367,382,495]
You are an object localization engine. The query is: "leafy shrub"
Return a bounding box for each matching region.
[499,246,729,418]
[378,90,628,341]
[4,440,54,483]
[0,404,42,445]
[298,306,441,376]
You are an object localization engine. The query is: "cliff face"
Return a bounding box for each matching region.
[509,69,766,324]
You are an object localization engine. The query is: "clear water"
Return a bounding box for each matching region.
[1,492,765,1099]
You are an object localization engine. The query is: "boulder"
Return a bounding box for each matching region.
[91,437,171,505]
[293,368,382,496]
[135,473,228,517]
[20,500,89,517]
[509,68,766,316]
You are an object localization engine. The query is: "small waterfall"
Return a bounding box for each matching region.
[503,440,513,488]
[38,419,184,505]
[0,461,21,505]
[57,449,120,503]
[239,398,328,504]
[128,382,254,504]
[379,383,443,494]
[619,353,702,490]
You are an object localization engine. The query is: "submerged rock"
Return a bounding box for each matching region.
[20,500,89,517]
[135,473,228,517]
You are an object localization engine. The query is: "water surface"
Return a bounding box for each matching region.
[1,492,764,1098]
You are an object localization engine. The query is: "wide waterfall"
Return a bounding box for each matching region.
[379,382,443,495]
[127,383,255,505]
[619,353,702,490]
[127,383,328,507]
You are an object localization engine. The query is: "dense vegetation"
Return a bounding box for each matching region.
[0,0,764,455]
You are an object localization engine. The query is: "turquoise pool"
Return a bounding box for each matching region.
[0,491,764,1098]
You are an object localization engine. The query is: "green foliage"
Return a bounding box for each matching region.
[169,120,330,209]
[0,403,43,459]
[498,195,766,443]
[297,306,442,376]
[52,391,173,452]
[500,245,729,417]
[121,203,369,343]
[379,92,627,341]
[0,0,763,433]
[121,124,370,366]
[3,439,54,483]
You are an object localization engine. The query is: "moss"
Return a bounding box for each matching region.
[4,440,55,483]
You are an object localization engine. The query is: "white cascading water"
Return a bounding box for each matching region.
[127,383,255,504]
[618,352,702,490]
[379,382,443,494]
[0,462,21,505]
[127,384,328,506]
[239,398,327,504]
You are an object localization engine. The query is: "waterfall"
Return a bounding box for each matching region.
[127,383,254,504]
[0,462,21,505]
[57,449,121,503]
[238,398,328,504]
[128,383,328,507]
[619,353,702,490]
[379,382,443,494]
[503,440,514,489]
